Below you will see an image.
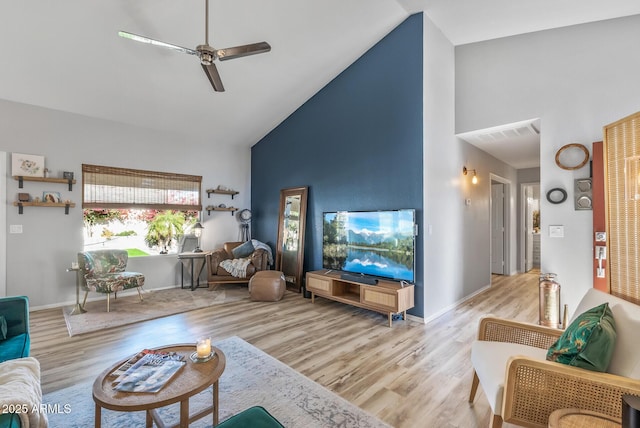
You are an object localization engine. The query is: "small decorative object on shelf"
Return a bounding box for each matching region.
[43,191,62,203]
[63,171,74,180]
[18,193,30,202]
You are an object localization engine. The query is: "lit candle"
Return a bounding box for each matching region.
[196,338,211,358]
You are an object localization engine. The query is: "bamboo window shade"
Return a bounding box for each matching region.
[604,111,640,304]
[82,164,202,211]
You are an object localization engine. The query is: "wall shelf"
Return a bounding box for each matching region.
[13,201,75,215]
[206,189,239,199]
[204,206,237,216]
[14,176,76,191]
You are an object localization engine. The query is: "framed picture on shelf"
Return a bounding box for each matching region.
[42,191,61,203]
[12,153,45,177]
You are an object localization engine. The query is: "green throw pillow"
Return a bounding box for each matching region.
[546,302,616,372]
[0,316,7,340]
[232,240,255,259]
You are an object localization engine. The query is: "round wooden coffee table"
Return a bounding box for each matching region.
[93,344,226,428]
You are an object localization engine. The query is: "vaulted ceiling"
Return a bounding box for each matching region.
[2,0,639,158]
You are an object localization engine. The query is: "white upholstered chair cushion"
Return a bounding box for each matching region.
[470,341,547,414]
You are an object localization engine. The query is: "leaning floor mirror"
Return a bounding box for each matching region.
[275,186,308,292]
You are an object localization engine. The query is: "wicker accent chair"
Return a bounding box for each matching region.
[469,288,640,428]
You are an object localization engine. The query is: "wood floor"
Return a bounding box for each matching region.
[30,271,540,428]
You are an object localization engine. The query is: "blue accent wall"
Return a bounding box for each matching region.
[251,13,424,316]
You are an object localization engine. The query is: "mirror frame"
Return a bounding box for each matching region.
[275,186,308,292]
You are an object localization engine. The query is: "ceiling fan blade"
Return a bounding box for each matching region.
[201,63,225,92]
[118,31,198,56]
[216,42,271,61]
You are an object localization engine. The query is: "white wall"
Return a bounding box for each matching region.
[0,152,6,296]
[423,14,521,320]
[456,14,640,314]
[423,15,460,318]
[0,100,252,308]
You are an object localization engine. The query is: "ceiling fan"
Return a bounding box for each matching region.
[118,0,271,92]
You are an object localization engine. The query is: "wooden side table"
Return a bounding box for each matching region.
[548,408,621,428]
[93,344,225,428]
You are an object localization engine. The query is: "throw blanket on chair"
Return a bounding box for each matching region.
[0,357,48,427]
[220,258,252,278]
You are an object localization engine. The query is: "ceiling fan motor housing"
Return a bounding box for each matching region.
[196,45,216,64]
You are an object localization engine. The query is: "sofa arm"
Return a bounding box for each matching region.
[250,249,269,271]
[207,249,230,275]
[503,356,640,427]
[477,315,562,349]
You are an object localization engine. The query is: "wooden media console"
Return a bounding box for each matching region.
[305,270,414,327]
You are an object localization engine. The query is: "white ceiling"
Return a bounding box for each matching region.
[2,1,640,168]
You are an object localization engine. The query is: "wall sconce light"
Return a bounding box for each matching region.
[463,166,478,184]
[193,222,204,252]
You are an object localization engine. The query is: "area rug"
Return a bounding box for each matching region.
[63,285,247,336]
[44,336,390,428]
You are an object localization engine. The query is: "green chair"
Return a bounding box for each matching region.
[0,296,31,428]
[0,296,30,363]
[217,406,284,428]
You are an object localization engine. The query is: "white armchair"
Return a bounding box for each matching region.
[469,288,640,427]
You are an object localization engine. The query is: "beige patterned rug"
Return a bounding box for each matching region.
[44,336,391,428]
[62,285,248,336]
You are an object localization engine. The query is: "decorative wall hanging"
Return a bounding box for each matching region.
[555,143,590,170]
[11,153,45,177]
[546,188,567,204]
[574,178,593,210]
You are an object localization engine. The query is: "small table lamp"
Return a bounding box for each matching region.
[193,222,204,253]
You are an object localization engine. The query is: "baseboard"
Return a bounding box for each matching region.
[405,313,424,324]
[422,283,491,325]
[29,284,182,312]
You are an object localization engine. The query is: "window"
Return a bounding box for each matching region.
[82,164,202,256]
[82,164,201,211]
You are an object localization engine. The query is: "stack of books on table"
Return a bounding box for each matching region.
[111,349,186,393]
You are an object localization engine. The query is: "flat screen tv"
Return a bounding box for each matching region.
[322,209,415,282]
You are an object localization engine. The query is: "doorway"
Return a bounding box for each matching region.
[521,183,541,273]
[490,174,511,277]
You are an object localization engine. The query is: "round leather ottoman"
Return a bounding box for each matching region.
[248,271,286,301]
